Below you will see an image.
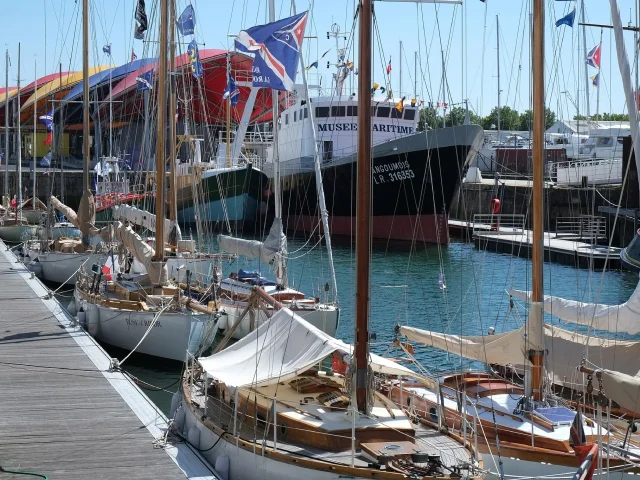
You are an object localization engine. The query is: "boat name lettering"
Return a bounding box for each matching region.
[317,123,414,134]
[372,160,411,174]
[126,318,163,328]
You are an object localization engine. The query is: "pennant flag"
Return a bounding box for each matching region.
[320,48,331,58]
[387,89,393,99]
[44,132,53,145]
[187,40,204,78]
[396,96,406,112]
[420,100,424,106]
[136,69,153,91]
[371,82,380,94]
[39,110,54,131]
[235,11,309,92]
[102,44,111,56]
[586,43,601,68]
[131,49,138,62]
[223,74,240,106]
[380,87,386,94]
[305,61,318,71]
[346,60,354,71]
[411,98,417,107]
[591,73,599,87]
[134,0,148,40]
[177,4,196,36]
[386,57,392,74]
[555,8,576,27]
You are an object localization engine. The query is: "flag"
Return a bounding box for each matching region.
[102,44,111,56]
[223,74,240,106]
[346,60,354,71]
[39,110,54,131]
[102,252,119,282]
[386,57,392,74]
[396,96,406,112]
[380,87,386,94]
[411,98,417,107]
[236,11,309,92]
[591,73,599,87]
[371,82,380,94]
[305,61,318,71]
[44,132,52,145]
[387,89,393,99]
[320,48,331,58]
[131,49,137,62]
[187,40,204,78]
[134,0,148,40]
[586,43,601,68]
[136,69,153,91]
[555,8,576,27]
[177,4,196,36]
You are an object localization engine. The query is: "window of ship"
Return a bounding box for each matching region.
[294,111,297,122]
[285,114,289,125]
[391,108,402,119]
[377,106,391,118]
[404,109,416,120]
[315,106,330,117]
[304,108,309,119]
[347,105,358,116]
[331,106,346,117]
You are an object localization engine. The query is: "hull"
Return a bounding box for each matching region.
[23,209,45,224]
[621,229,640,272]
[37,251,104,285]
[176,164,267,229]
[219,300,339,340]
[74,291,216,361]
[0,225,38,243]
[267,125,484,244]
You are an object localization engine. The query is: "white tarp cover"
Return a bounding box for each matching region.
[113,221,167,284]
[218,218,286,265]
[112,205,181,243]
[199,307,417,389]
[510,285,640,334]
[51,196,80,230]
[600,369,640,413]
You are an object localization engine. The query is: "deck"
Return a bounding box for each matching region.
[0,241,218,479]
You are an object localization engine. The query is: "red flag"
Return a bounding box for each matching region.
[386,57,392,74]
[586,44,601,69]
[44,132,52,145]
[131,49,138,62]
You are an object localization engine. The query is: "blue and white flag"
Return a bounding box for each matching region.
[235,11,309,92]
[39,109,54,131]
[555,8,576,27]
[187,40,203,78]
[103,44,112,56]
[223,74,240,106]
[136,69,153,91]
[177,4,195,36]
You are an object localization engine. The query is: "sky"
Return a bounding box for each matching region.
[0,0,637,121]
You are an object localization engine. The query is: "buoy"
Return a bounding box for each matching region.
[85,304,99,337]
[170,391,181,417]
[67,300,77,316]
[187,425,200,449]
[27,261,41,277]
[77,308,86,328]
[217,312,228,331]
[214,456,230,480]
[173,405,185,433]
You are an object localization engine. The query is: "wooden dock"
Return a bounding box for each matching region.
[0,241,218,479]
[449,217,621,269]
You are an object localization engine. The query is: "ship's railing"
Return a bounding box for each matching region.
[472,214,526,235]
[217,129,274,145]
[555,215,607,241]
[555,158,622,185]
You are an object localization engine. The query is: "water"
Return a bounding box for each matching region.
[55,238,639,415]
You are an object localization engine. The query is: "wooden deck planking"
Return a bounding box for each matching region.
[0,244,216,479]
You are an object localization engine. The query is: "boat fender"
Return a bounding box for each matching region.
[67,300,77,316]
[85,304,99,337]
[77,308,86,328]
[429,405,439,422]
[27,261,42,277]
[214,456,230,480]
[173,405,186,433]
[217,312,227,330]
[170,391,181,417]
[187,426,200,449]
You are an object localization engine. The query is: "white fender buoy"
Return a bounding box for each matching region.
[187,425,200,449]
[173,405,185,433]
[170,391,181,417]
[77,308,86,328]
[214,456,230,480]
[67,300,77,316]
[217,312,228,331]
[85,304,99,337]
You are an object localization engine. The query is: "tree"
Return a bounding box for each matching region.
[481,106,520,131]
[545,107,556,129]
[516,107,555,131]
[418,107,440,131]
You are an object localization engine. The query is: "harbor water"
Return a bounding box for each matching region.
[55,237,638,415]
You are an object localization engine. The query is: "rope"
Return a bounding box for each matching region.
[118,300,173,367]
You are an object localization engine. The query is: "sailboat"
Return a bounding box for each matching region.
[174,5,484,480]
[72,0,216,362]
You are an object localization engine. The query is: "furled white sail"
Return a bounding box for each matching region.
[200,307,418,389]
[112,204,181,243]
[113,221,167,284]
[218,218,286,265]
[51,196,80,230]
[510,285,640,334]
[599,369,640,413]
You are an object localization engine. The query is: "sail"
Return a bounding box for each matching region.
[218,218,286,265]
[76,190,96,242]
[599,369,640,413]
[200,307,419,389]
[510,285,640,334]
[113,221,167,284]
[112,204,181,244]
[51,196,80,229]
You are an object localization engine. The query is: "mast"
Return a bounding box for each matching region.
[530,0,545,403]
[32,58,36,210]
[581,0,591,120]
[595,29,603,120]
[169,0,177,228]
[355,0,372,414]
[399,40,402,100]
[225,53,231,168]
[496,15,501,140]
[58,62,64,203]
[16,43,22,220]
[153,0,167,262]
[4,50,9,207]
[441,50,446,128]
[414,51,417,104]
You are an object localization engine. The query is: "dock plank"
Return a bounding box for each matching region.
[0,243,216,479]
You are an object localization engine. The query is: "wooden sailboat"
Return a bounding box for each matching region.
[175,4,483,479]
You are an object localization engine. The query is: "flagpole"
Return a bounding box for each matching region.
[596,29,603,121]
[32,57,37,210]
[399,40,402,101]
[16,43,22,222]
[4,49,9,209]
[226,53,231,168]
[496,15,501,140]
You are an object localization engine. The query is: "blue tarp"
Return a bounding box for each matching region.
[237,269,277,287]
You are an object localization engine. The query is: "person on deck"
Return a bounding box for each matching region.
[10,195,17,211]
